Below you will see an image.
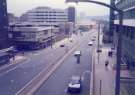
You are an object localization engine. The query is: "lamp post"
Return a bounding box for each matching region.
[66,0,123,95]
[51,24,53,48]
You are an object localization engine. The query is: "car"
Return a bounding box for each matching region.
[70,40,73,42]
[97,49,102,53]
[74,50,81,56]
[93,36,96,38]
[88,41,93,46]
[67,76,82,93]
[91,38,95,41]
[60,44,65,47]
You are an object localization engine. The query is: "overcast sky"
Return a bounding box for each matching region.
[7,0,110,17]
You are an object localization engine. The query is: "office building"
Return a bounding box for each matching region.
[9,25,58,50]
[20,7,68,26]
[68,7,76,23]
[0,0,12,65]
[114,0,135,68]
[0,0,9,49]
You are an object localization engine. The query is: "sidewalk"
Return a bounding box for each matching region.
[93,44,116,95]
[120,64,135,95]
[10,54,27,64]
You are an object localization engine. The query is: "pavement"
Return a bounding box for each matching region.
[120,63,135,95]
[10,55,27,64]
[93,41,135,95]
[93,43,116,95]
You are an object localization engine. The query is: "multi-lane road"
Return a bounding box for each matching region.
[0,30,97,95]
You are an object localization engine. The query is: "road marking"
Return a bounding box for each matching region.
[10,80,14,83]
[64,88,68,93]
[23,72,27,74]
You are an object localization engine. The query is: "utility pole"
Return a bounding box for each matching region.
[51,24,53,48]
[115,12,123,95]
[97,22,100,52]
[109,0,115,43]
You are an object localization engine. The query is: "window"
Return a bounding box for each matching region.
[126,27,130,37]
[130,27,135,39]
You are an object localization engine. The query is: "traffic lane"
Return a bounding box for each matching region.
[0,43,77,95]
[34,49,91,95]
[0,45,65,77]
[34,35,92,95]
[0,35,78,76]
[0,32,92,95]
[0,34,78,74]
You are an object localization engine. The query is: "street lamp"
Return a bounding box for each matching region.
[50,24,53,48]
[66,0,123,95]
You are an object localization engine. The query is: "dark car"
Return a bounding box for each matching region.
[91,38,95,41]
[67,76,82,93]
[60,44,65,47]
[88,41,93,46]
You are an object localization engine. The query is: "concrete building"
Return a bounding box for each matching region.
[9,25,58,50]
[20,7,68,26]
[59,22,74,36]
[0,0,9,49]
[114,0,135,68]
[68,7,76,23]
[0,0,12,65]
[8,13,20,23]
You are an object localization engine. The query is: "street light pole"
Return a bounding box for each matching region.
[97,22,100,64]
[97,22,100,52]
[51,24,53,48]
[115,12,123,95]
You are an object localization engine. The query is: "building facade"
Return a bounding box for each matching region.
[0,0,12,65]
[0,0,9,49]
[9,26,58,50]
[20,7,68,26]
[114,0,135,68]
[68,7,76,23]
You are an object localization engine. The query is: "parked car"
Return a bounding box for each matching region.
[67,76,82,93]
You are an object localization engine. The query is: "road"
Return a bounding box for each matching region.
[34,31,97,95]
[0,30,97,95]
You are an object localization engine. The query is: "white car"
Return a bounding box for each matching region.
[74,50,81,56]
[88,41,93,46]
[67,76,82,93]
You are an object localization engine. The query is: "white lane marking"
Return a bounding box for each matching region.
[64,88,68,93]
[10,80,14,83]
[23,72,27,74]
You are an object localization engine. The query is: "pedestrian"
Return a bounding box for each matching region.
[105,60,109,67]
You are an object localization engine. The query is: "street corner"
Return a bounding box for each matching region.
[10,55,27,64]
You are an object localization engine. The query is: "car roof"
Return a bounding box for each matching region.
[88,41,93,44]
[70,76,81,82]
[74,51,81,55]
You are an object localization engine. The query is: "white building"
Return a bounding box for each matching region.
[21,7,68,26]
